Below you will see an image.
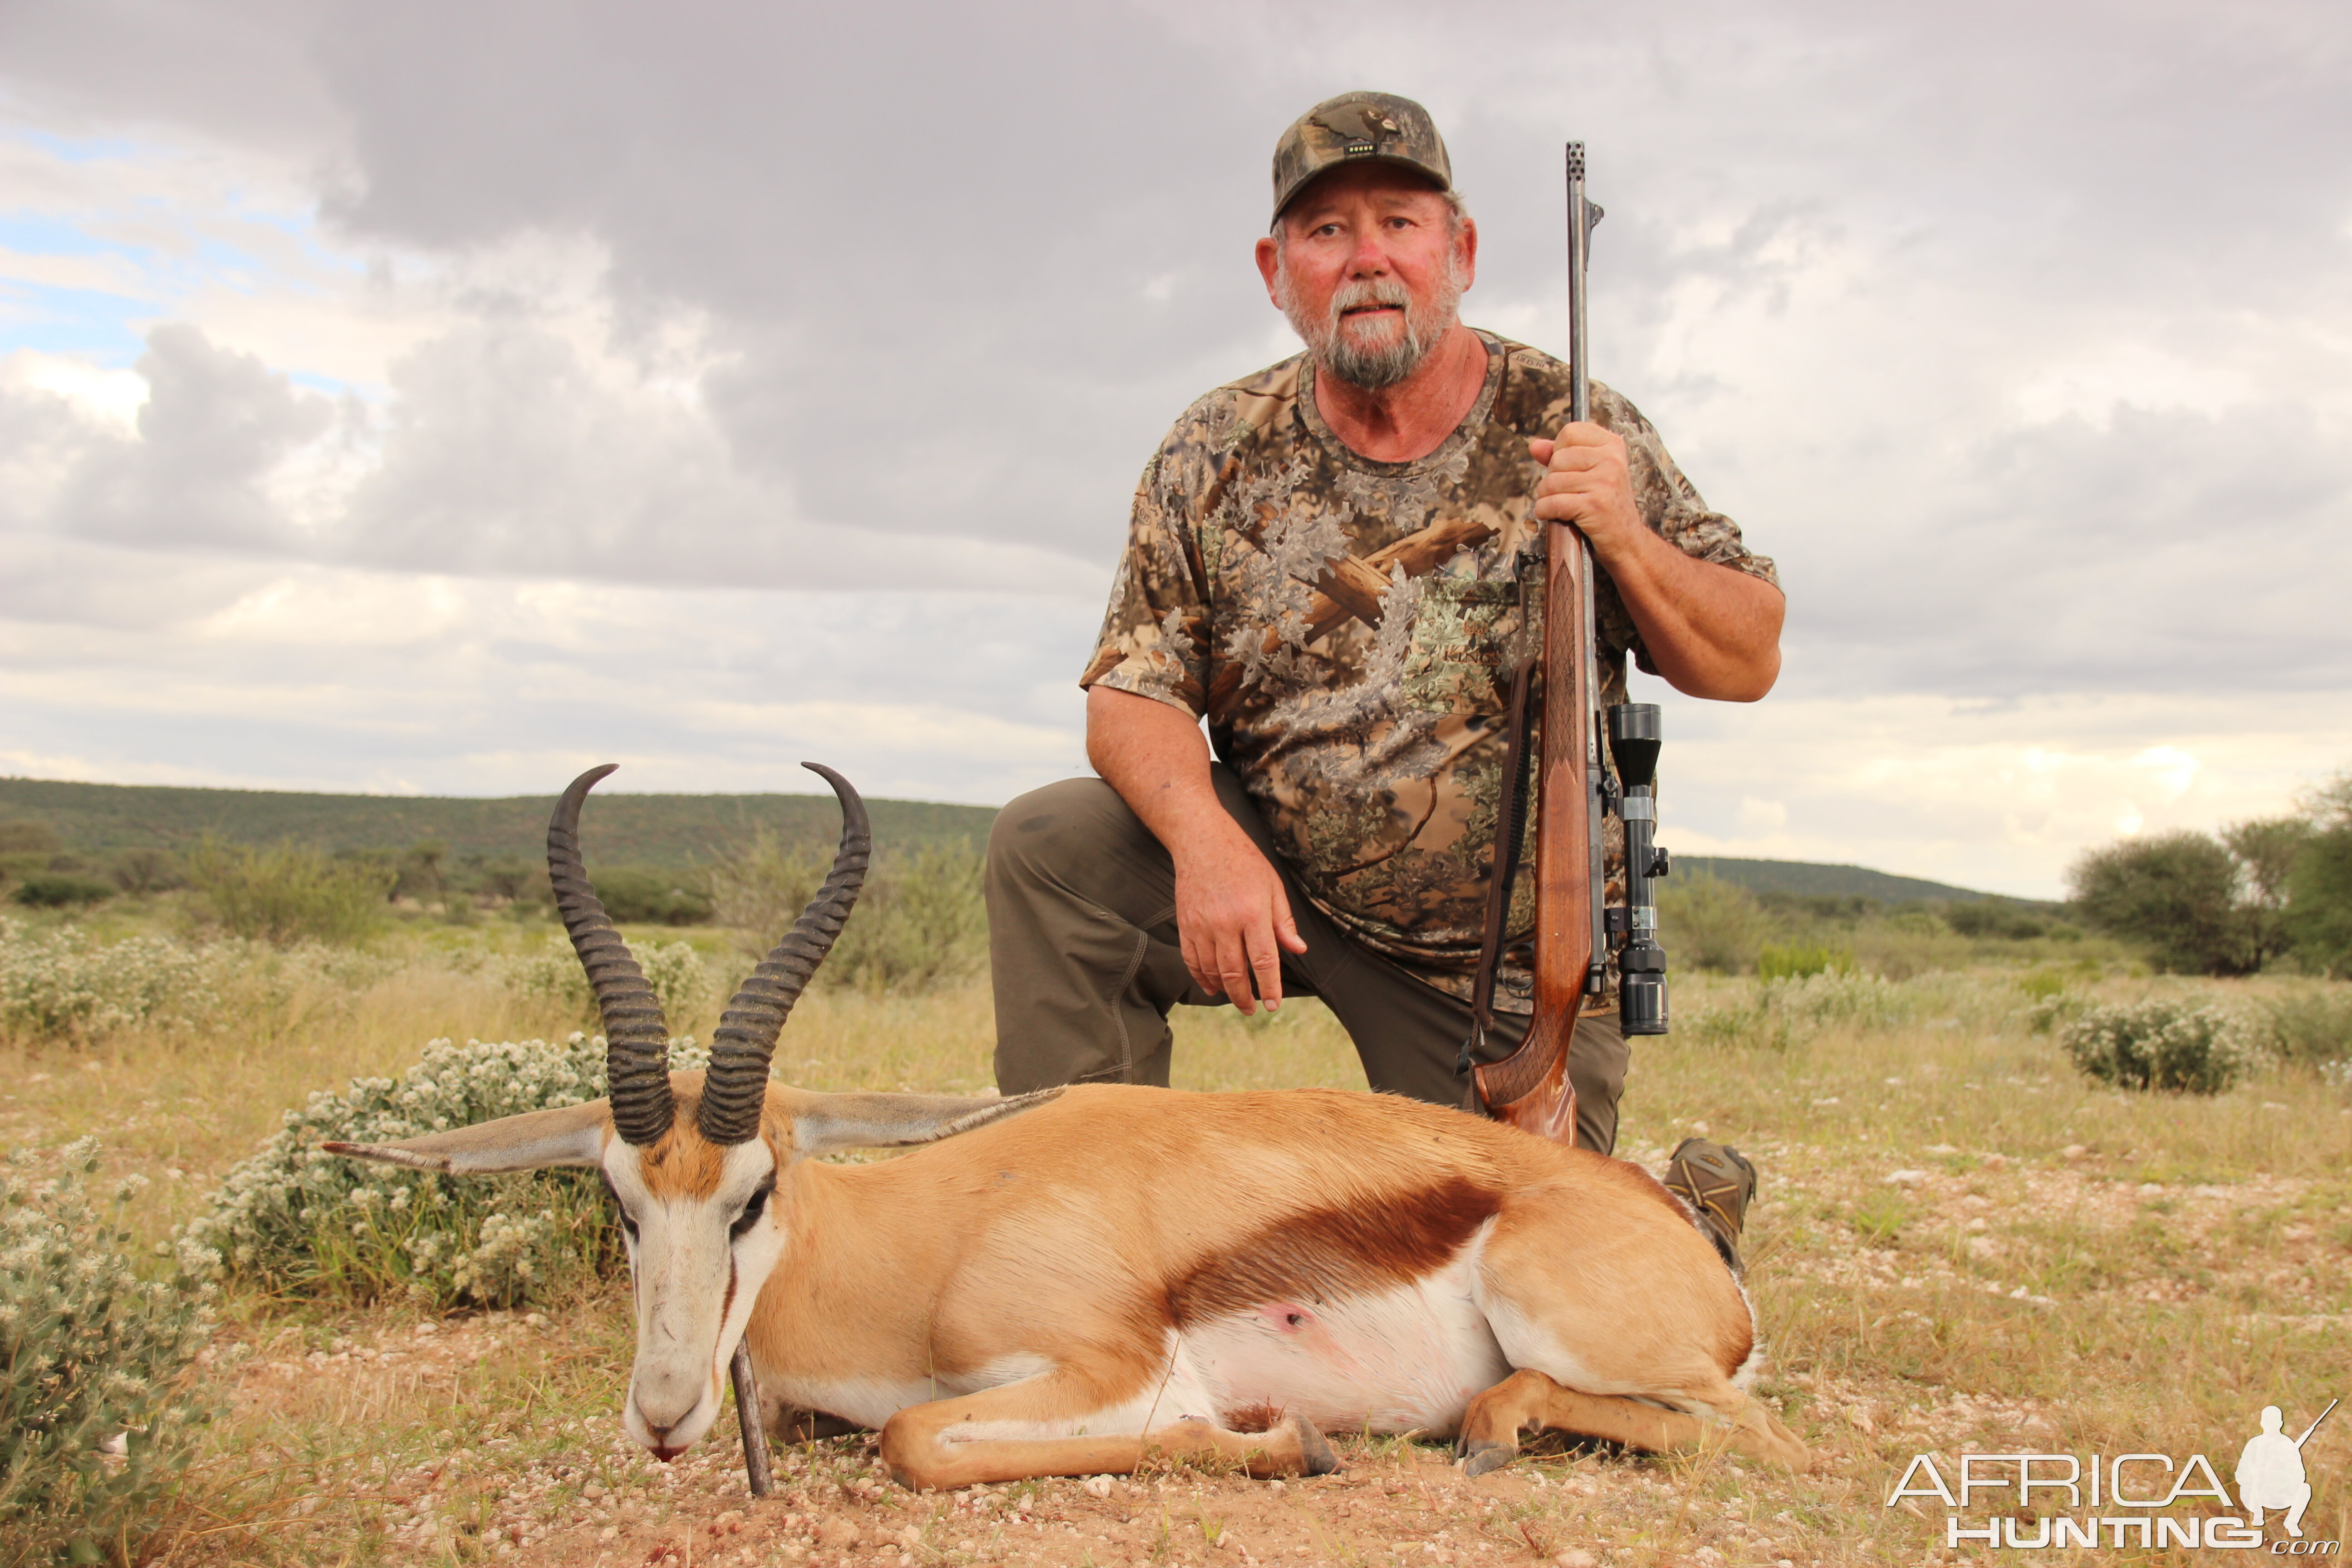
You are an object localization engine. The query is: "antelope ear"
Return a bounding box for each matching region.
[790,1088,1062,1157]
[324,1100,612,1174]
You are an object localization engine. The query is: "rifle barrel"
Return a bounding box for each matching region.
[1565,142,1608,997]
[2297,1397,2339,1448]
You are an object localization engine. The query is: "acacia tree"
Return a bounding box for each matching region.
[2287,771,2352,977]
[2222,815,2312,971]
[2068,830,2247,974]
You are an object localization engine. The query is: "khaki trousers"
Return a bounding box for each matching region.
[985,767,1631,1155]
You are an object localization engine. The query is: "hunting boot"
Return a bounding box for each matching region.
[1664,1138,1758,1276]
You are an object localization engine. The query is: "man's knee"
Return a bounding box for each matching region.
[1568,1013,1631,1155]
[988,777,1144,888]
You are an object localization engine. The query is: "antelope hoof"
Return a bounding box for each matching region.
[1289,1415,1341,1477]
[1459,1440,1517,1479]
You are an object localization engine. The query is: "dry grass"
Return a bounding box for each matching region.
[5,933,2348,1566]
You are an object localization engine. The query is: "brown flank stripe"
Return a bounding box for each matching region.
[1163,1175,1502,1327]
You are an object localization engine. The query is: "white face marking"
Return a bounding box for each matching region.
[603,1137,784,1455]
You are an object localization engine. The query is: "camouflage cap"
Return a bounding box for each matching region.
[1271,92,1452,223]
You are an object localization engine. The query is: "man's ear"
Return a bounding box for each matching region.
[324,1100,611,1173]
[789,1089,1063,1158]
[1255,233,1283,306]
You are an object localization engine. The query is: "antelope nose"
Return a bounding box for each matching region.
[637,1408,686,1461]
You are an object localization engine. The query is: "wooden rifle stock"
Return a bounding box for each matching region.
[1470,521,1597,1139]
[1472,142,1605,1143]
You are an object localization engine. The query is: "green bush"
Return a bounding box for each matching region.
[9,876,115,910]
[2255,990,2352,1069]
[1656,872,1771,975]
[1756,942,1855,981]
[1943,901,2056,940]
[2059,1000,2262,1094]
[1,1141,214,1566]
[181,1035,713,1308]
[2017,968,2069,1002]
[186,839,393,946]
[501,934,709,1031]
[709,835,985,993]
[586,868,714,926]
[106,848,183,896]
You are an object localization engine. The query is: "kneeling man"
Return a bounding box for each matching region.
[988,92,1784,1261]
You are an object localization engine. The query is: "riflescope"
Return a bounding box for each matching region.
[1606,703,1670,1035]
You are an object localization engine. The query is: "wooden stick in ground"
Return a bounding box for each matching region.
[730,1343,774,1497]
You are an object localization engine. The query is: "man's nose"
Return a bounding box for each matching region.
[1344,230,1392,276]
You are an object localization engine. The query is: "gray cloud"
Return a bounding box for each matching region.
[3,0,2349,866]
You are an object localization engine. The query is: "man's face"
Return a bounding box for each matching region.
[1256,162,1476,391]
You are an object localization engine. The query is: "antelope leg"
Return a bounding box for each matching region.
[877,1376,1338,1491]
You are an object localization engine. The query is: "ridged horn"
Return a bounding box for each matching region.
[548,764,676,1147]
[699,763,871,1145]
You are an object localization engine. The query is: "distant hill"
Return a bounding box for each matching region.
[0,776,997,868]
[1,778,2043,905]
[1676,855,2047,909]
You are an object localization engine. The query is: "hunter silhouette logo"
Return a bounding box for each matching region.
[2241,1399,2334,1539]
[1887,1395,2338,1551]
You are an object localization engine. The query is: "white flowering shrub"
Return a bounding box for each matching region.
[182,1034,714,1309]
[2060,1000,2264,1094]
[499,935,711,1030]
[0,919,223,1044]
[0,919,391,1046]
[1,1140,214,1565]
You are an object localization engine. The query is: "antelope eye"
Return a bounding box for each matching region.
[600,1172,639,1243]
[729,1175,774,1240]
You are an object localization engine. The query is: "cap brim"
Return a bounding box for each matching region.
[1274,155,1450,222]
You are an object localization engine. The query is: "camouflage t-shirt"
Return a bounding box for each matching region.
[1080,331,1778,1009]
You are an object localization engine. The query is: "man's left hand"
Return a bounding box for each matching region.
[1528,423,1641,555]
[1524,419,1785,703]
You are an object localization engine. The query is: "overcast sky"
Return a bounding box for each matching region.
[3,0,2347,897]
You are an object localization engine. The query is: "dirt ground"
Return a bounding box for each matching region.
[196,1131,2352,1568]
[215,1310,1874,1568]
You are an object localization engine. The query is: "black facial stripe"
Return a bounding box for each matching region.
[600,1169,640,1241]
[729,1171,776,1240]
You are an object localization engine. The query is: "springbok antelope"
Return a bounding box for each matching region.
[328,764,1809,1490]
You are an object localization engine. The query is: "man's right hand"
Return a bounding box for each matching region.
[1171,819,1307,1014]
[1085,684,1308,1015]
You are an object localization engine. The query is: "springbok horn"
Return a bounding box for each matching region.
[699,763,871,1146]
[548,764,676,1147]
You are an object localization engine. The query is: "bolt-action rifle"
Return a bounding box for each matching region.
[1468,142,1671,1144]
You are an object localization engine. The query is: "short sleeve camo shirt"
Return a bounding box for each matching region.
[1080,331,1778,1009]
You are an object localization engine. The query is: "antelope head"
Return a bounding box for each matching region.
[328,763,1040,1459]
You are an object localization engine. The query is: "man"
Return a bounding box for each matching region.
[987,92,1783,1261]
[2235,1405,2314,1538]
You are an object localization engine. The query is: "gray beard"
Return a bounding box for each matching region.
[1276,263,1465,391]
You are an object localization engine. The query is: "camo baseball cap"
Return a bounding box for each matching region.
[1271,92,1452,223]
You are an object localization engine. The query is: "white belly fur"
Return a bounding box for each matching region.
[1175,1244,1508,1438]
[789,1250,1512,1444]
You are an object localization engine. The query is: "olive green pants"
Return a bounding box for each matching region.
[985,768,1630,1154]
